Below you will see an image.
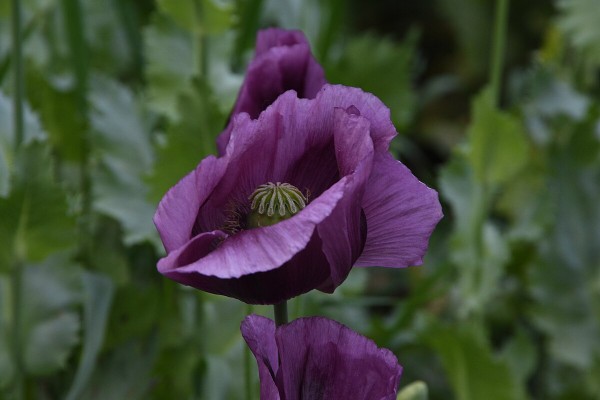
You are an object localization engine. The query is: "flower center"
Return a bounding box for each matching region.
[247,182,307,228]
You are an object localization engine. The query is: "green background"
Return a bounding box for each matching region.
[1,0,599,399]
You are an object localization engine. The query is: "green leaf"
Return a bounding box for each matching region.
[103,283,161,350]
[557,0,600,73]
[200,0,235,34]
[79,339,157,400]
[468,88,528,185]
[156,0,235,34]
[515,67,589,145]
[24,313,80,375]
[426,323,526,400]
[89,75,158,246]
[89,76,152,173]
[499,328,537,386]
[0,144,76,269]
[156,0,196,31]
[82,0,133,74]
[327,33,418,130]
[89,219,130,286]
[20,256,82,375]
[438,157,509,316]
[25,70,85,162]
[65,272,114,400]
[0,91,47,197]
[148,79,225,202]
[528,134,600,370]
[143,16,196,120]
[153,293,249,399]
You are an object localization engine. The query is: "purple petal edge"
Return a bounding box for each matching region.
[356,152,443,268]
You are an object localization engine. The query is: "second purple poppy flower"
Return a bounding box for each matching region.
[242,314,402,400]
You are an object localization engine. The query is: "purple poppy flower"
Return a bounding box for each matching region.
[216,28,326,154]
[241,314,402,400]
[154,84,442,304]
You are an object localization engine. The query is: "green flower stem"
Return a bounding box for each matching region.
[10,0,24,398]
[193,0,209,78]
[11,0,23,150]
[244,303,253,400]
[470,0,510,318]
[489,0,510,107]
[61,0,92,264]
[9,265,23,400]
[232,0,264,71]
[273,301,289,327]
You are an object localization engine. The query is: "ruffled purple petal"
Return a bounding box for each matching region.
[275,317,402,400]
[240,315,280,400]
[355,152,443,268]
[153,155,227,253]
[316,108,374,292]
[216,29,326,154]
[316,85,398,152]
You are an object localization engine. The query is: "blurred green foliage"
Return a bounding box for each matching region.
[1,0,599,399]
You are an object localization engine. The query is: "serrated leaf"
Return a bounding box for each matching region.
[89,76,152,171]
[157,0,235,34]
[529,133,600,370]
[0,144,76,269]
[468,88,528,185]
[0,91,47,197]
[439,157,509,316]
[24,313,80,375]
[517,68,590,145]
[25,70,85,162]
[156,0,196,31]
[82,0,131,74]
[148,79,225,202]
[143,16,195,120]
[89,75,158,246]
[20,256,82,375]
[93,157,158,246]
[558,0,600,66]
[327,33,417,130]
[201,0,235,34]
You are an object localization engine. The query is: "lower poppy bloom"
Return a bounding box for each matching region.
[154,84,442,304]
[217,28,326,154]
[241,314,402,400]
